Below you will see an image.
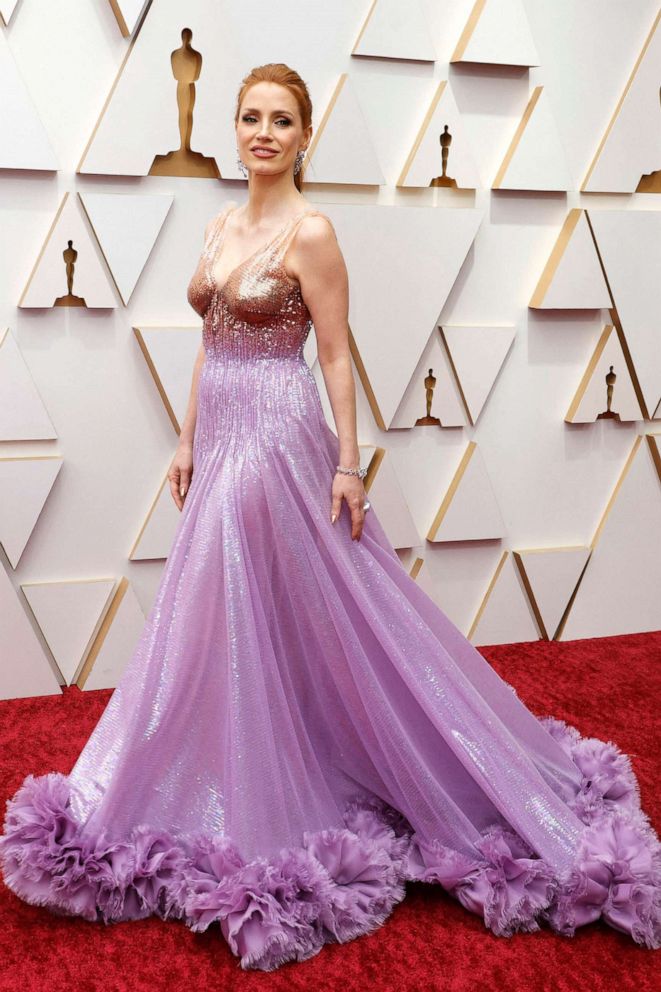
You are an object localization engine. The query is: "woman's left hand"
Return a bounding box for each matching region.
[330,471,367,541]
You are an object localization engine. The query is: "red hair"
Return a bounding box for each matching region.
[234,63,312,191]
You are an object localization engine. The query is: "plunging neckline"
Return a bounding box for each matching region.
[211,205,314,296]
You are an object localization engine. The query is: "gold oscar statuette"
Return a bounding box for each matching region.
[149,27,220,178]
[430,125,457,189]
[415,368,442,426]
[54,240,86,307]
[596,365,622,421]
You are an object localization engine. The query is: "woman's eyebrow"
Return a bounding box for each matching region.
[242,107,294,116]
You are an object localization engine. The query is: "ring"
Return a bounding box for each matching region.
[363,500,371,512]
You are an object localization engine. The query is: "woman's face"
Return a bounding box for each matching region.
[236,82,309,178]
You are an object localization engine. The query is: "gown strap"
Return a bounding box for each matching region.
[204,201,238,248]
[277,209,337,259]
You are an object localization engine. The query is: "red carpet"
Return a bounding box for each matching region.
[1,630,660,992]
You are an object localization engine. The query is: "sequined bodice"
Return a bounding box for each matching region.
[187,202,326,361]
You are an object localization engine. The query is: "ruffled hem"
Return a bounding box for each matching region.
[1,716,660,970]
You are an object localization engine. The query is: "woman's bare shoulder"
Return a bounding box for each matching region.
[204,201,237,244]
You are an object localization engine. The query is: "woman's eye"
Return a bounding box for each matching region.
[242,115,290,126]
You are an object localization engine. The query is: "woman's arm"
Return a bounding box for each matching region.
[178,342,206,448]
[290,215,367,540]
[167,342,205,510]
[179,213,217,449]
[168,214,218,509]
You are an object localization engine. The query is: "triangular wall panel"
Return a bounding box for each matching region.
[583,11,661,193]
[442,324,515,425]
[77,578,147,691]
[493,86,572,191]
[529,209,611,310]
[19,193,117,309]
[561,435,661,639]
[0,455,63,568]
[0,562,61,701]
[565,324,645,424]
[0,28,58,170]
[130,470,181,560]
[0,328,58,441]
[390,327,467,429]
[305,75,384,185]
[327,204,483,429]
[362,448,421,550]
[352,0,436,61]
[133,326,202,434]
[589,208,661,420]
[451,0,540,68]
[22,578,117,685]
[427,442,506,543]
[468,551,541,645]
[513,546,591,640]
[80,192,174,305]
[108,0,150,37]
[397,80,481,189]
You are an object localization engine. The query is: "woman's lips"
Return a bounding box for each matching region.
[251,148,278,157]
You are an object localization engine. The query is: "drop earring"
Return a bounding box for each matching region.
[236,148,248,177]
[293,149,305,175]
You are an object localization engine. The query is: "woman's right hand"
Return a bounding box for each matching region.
[168,443,194,511]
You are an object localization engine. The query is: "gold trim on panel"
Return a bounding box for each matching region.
[18,193,69,308]
[583,209,651,420]
[553,434,660,639]
[553,552,593,641]
[396,80,448,187]
[426,441,475,541]
[304,74,347,175]
[347,325,386,431]
[77,3,153,173]
[581,9,661,191]
[565,320,646,423]
[361,445,385,493]
[409,556,424,580]
[20,577,116,684]
[76,577,126,690]
[565,323,613,422]
[78,193,126,305]
[511,550,549,639]
[529,208,583,308]
[108,0,130,37]
[133,326,185,434]
[450,0,487,63]
[492,86,543,189]
[512,546,590,641]
[351,0,379,54]
[590,434,643,550]
[647,432,661,479]
[466,548,508,640]
[438,325,472,426]
[128,470,170,560]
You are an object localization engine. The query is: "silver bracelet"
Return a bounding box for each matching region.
[336,463,368,480]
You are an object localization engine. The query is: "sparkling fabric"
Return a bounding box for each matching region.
[1,201,660,969]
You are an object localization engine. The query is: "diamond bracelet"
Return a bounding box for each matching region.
[336,464,367,479]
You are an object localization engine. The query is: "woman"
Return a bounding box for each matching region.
[1,63,660,972]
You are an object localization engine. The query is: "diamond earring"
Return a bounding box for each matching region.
[294,149,305,175]
[236,148,248,177]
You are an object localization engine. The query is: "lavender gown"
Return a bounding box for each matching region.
[2,201,660,971]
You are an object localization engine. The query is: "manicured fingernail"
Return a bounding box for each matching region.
[180,486,186,497]
[331,514,336,523]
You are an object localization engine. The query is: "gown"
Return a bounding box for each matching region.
[1,199,660,972]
